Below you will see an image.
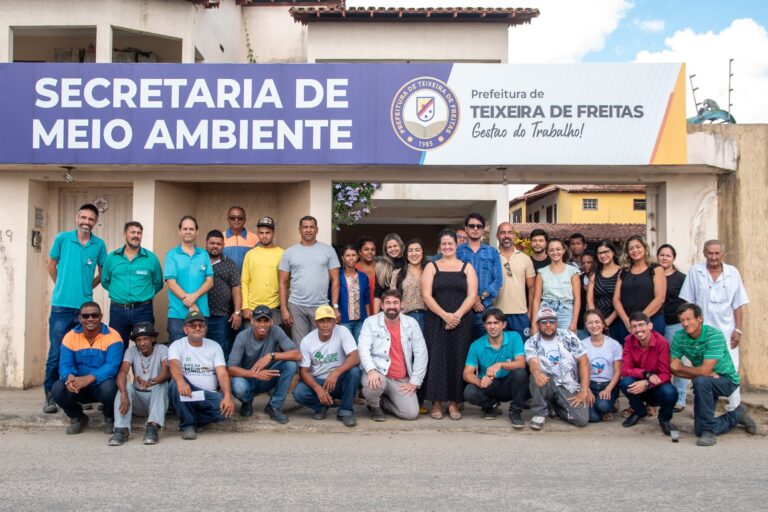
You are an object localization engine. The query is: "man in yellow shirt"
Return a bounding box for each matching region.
[241,216,285,324]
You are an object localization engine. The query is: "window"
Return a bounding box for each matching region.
[546,206,554,223]
[582,198,598,211]
[512,208,523,223]
[527,213,532,222]
[533,211,540,222]
[554,203,558,224]
[634,199,646,211]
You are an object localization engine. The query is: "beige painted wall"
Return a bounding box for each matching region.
[192,0,244,63]
[276,181,311,247]
[194,182,280,239]
[24,181,50,388]
[244,6,306,63]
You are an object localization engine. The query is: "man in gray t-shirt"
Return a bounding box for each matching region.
[278,216,341,343]
[227,305,301,423]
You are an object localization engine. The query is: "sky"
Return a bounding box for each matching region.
[349,1,768,198]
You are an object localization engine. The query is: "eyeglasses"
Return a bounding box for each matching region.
[504,262,513,277]
[229,216,245,221]
[538,319,557,325]
[466,223,484,230]
[596,250,612,256]
[187,323,206,330]
[80,313,101,319]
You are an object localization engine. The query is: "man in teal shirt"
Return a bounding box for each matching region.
[671,303,757,446]
[164,215,213,344]
[45,203,107,414]
[102,221,163,350]
[463,308,528,428]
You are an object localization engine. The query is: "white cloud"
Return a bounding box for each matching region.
[635,19,665,33]
[635,18,768,123]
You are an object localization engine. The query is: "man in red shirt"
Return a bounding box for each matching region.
[358,289,428,421]
[619,311,678,435]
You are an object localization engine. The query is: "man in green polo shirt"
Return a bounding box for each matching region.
[44,203,107,414]
[463,308,528,428]
[671,303,757,446]
[102,221,163,351]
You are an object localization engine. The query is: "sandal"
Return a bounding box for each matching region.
[621,406,634,418]
[430,409,444,420]
[448,405,462,420]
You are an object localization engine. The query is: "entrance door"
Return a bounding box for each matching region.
[59,187,133,323]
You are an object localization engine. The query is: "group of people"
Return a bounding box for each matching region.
[44,204,757,447]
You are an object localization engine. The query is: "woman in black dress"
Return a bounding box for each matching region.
[420,229,478,420]
[587,240,623,341]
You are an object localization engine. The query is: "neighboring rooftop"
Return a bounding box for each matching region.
[513,223,646,242]
[290,5,540,25]
[511,184,647,204]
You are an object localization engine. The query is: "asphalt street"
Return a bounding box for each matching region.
[0,428,766,511]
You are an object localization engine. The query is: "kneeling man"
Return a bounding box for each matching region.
[359,289,427,421]
[463,308,527,428]
[671,303,756,446]
[110,323,169,446]
[292,306,361,427]
[168,311,234,440]
[52,302,122,435]
[619,312,678,435]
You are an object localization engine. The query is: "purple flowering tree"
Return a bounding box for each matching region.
[332,182,382,230]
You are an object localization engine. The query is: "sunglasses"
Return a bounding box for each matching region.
[504,262,513,276]
[538,319,557,325]
[466,223,484,230]
[80,312,101,319]
[187,323,207,329]
[229,216,245,221]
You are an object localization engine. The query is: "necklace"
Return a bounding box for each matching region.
[139,353,152,375]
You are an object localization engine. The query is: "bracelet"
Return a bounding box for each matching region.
[734,328,743,335]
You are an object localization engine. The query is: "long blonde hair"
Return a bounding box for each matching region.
[620,235,654,269]
[376,233,404,287]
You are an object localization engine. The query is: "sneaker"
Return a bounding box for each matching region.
[108,428,129,446]
[530,415,546,431]
[143,424,159,445]
[338,415,357,427]
[43,392,58,414]
[312,408,328,420]
[265,403,289,424]
[370,406,386,422]
[181,426,197,440]
[510,412,525,429]
[737,404,758,434]
[697,430,717,446]
[66,414,89,435]
[240,400,254,418]
[482,406,497,420]
[102,417,115,434]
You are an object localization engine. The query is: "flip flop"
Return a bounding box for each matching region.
[448,408,462,420]
[430,409,444,420]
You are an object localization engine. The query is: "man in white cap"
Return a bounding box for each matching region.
[525,306,590,430]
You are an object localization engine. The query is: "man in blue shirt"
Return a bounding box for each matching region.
[456,212,503,340]
[463,308,528,428]
[44,203,107,414]
[164,215,214,344]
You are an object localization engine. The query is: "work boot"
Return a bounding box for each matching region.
[338,415,357,428]
[102,417,115,434]
[66,414,89,435]
[697,431,717,446]
[143,424,159,445]
[265,403,289,424]
[240,400,254,417]
[181,426,197,440]
[482,405,497,420]
[108,428,129,446]
[370,406,386,422]
[736,404,757,434]
[43,391,58,414]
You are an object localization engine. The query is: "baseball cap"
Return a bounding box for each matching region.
[536,307,558,322]
[256,216,275,229]
[315,305,336,320]
[252,305,273,320]
[184,310,207,324]
[130,322,159,340]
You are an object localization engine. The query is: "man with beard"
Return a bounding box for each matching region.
[529,229,550,273]
[205,230,241,358]
[102,221,163,351]
[494,222,535,341]
[44,203,108,413]
[358,289,427,421]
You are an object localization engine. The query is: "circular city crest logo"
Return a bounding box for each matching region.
[391,77,459,151]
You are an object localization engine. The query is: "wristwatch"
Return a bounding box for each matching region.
[332,303,339,309]
[270,352,276,361]
[234,310,242,316]
[479,291,490,301]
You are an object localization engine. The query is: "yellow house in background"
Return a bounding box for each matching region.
[509,184,646,224]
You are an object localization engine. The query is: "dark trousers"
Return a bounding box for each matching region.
[169,377,225,430]
[51,378,117,420]
[588,380,619,422]
[692,375,741,436]
[45,306,79,392]
[463,368,528,415]
[206,315,233,359]
[109,301,154,351]
[619,377,677,422]
[504,314,531,343]
[471,312,486,342]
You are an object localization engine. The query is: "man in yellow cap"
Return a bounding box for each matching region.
[292,306,360,427]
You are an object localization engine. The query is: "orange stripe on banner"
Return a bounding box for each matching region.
[649,91,674,164]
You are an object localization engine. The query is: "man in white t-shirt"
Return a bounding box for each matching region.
[168,311,234,440]
[292,305,361,427]
[110,322,170,446]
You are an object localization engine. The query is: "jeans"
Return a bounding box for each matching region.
[607,321,623,345]
[168,377,226,430]
[231,360,297,410]
[617,312,666,342]
[292,366,362,417]
[406,310,426,332]
[471,312,486,341]
[167,318,186,345]
[504,314,531,342]
[540,299,574,331]
[342,319,364,343]
[665,322,688,407]
[52,378,117,420]
[206,315,232,359]
[463,368,528,415]
[692,375,742,436]
[619,377,677,422]
[114,383,169,430]
[109,301,155,351]
[588,380,619,422]
[45,306,80,392]
[529,376,589,427]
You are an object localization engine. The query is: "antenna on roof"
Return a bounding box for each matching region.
[689,73,701,113]
[728,58,734,120]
